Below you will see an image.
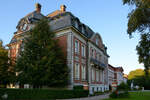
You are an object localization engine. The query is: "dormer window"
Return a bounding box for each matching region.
[96,38,99,45]
[22,23,28,31]
[74,21,78,29]
[82,26,85,34]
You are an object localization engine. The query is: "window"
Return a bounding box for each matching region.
[91,49,94,58]
[92,68,95,81]
[75,40,79,53]
[100,70,103,82]
[82,26,85,34]
[99,70,101,82]
[75,21,78,29]
[96,53,99,60]
[96,38,99,45]
[81,45,85,57]
[99,54,101,61]
[96,70,99,82]
[82,65,86,80]
[75,63,80,79]
[22,23,27,31]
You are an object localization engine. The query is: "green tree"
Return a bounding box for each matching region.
[123,0,150,73]
[128,69,145,80]
[136,34,150,75]
[15,19,69,88]
[128,69,150,89]
[0,40,14,88]
[123,0,150,35]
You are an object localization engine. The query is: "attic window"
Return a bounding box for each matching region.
[82,26,85,34]
[22,23,28,31]
[96,38,99,45]
[74,20,78,29]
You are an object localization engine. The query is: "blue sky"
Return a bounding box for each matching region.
[0,0,143,74]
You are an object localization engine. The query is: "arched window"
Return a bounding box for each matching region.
[96,38,99,45]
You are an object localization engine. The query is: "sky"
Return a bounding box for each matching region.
[0,0,143,74]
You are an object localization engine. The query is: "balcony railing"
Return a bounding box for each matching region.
[90,58,106,69]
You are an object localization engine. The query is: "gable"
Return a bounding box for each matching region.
[90,33,104,50]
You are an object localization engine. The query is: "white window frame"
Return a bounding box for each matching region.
[96,70,99,82]
[96,38,99,45]
[81,45,85,57]
[75,21,78,29]
[92,68,95,82]
[100,70,103,82]
[75,63,80,80]
[82,65,86,80]
[75,40,79,53]
[91,49,94,58]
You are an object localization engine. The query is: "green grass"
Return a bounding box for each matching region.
[104,92,150,100]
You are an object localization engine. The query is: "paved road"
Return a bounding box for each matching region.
[58,93,110,100]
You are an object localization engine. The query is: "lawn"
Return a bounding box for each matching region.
[104,91,150,100]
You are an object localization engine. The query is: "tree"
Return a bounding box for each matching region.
[0,40,14,88]
[127,69,150,89]
[123,0,150,35]
[123,0,150,73]
[128,69,145,80]
[15,19,69,88]
[136,34,150,75]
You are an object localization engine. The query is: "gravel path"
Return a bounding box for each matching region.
[58,93,110,100]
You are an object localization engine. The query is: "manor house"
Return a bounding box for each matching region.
[8,3,109,94]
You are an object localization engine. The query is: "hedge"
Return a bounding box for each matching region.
[0,88,89,100]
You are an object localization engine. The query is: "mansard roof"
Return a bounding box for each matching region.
[47,11,95,38]
[16,11,45,29]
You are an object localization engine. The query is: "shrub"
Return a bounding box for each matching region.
[73,85,83,90]
[109,90,129,98]
[109,91,118,98]
[117,82,129,91]
[0,88,89,100]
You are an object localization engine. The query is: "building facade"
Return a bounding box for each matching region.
[108,64,124,90]
[8,4,109,94]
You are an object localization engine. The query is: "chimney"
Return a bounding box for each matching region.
[35,3,41,13]
[60,5,66,12]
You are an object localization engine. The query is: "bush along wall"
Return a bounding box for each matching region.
[0,88,89,100]
[109,82,130,98]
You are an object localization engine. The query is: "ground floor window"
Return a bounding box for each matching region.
[81,65,86,80]
[100,70,103,82]
[96,70,99,82]
[75,63,80,80]
[92,68,95,82]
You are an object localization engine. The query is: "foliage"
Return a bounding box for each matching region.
[15,18,69,88]
[0,40,15,87]
[109,91,129,98]
[73,85,83,90]
[136,33,150,75]
[128,75,150,90]
[123,0,150,35]
[105,92,150,100]
[123,0,150,73]
[109,82,129,99]
[128,69,145,80]
[0,88,89,100]
[117,82,129,91]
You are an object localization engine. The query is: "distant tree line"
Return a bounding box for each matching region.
[128,69,150,89]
